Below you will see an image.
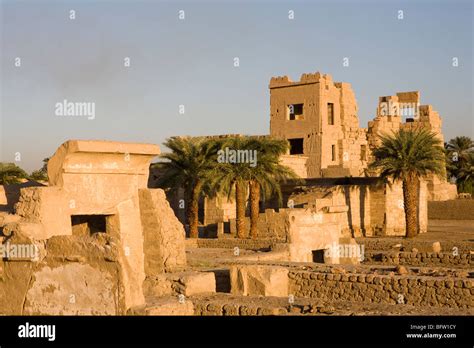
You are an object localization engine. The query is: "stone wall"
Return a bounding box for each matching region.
[273,178,427,237]
[363,251,472,267]
[428,199,474,220]
[229,209,288,240]
[356,237,474,254]
[0,232,124,315]
[185,238,280,250]
[279,155,309,179]
[289,270,473,308]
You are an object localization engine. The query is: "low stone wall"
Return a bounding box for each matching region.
[193,301,285,316]
[363,251,472,267]
[185,238,281,250]
[428,199,474,220]
[357,238,474,254]
[229,209,288,240]
[289,270,473,308]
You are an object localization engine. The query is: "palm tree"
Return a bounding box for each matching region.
[209,136,252,238]
[446,136,474,163]
[445,136,474,194]
[369,128,445,238]
[0,163,28,184]
[458,152,474,194]
[210,136,299,239]
[246,138,299,239]
[154,137,218,238]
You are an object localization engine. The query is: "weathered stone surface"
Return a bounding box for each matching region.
[143,274,174,298]
[145,297,194,316]
[14,187,71,239]
[0,213,21,226]
[180,272,216,296]
[24,264,117,315]
[0,140,192,315]
[139,189,186,274]
[230,265,289,297]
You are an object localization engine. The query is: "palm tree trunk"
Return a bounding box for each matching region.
[249,180,260,239]
[187,181,202,238]
[235,181,247,239]
[402,175,419,238]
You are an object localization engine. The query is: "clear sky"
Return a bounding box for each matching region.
[1,0,472,172]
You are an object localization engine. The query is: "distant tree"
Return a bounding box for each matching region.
[30,157,49,181]
[370,129,445,238]
[457,152,474,194]
[0,163,28,185]
[446,136,474,162]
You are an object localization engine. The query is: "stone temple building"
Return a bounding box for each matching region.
[154,71,457,238]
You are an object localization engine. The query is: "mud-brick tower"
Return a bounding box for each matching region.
[269,72,368,178]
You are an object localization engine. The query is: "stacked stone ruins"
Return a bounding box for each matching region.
[0,71,469,317]
[0,140,191,314]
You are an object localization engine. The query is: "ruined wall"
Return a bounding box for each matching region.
[204,195,236,225]
[363,251,472,267]
[271,178,427,238]
[0,140,189,315]
[428,199,474,220]
[289,270,473,308]
[228,209,288,240]
[185,238,278,250]
[0,230,124,315]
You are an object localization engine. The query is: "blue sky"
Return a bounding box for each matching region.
[1,0,472,172]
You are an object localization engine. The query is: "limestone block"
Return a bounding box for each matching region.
[47,140,160,188]
[138,188,186,274]
[24,264,117,315]
[115,199,146,310]
[180,272,216,296]
[230,265,288,297]
[14,187,71,238]
[145,297,194,316]
[143,275,173,298]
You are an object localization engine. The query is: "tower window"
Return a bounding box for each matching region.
[331,145,336,161]
[289,138,304,155]
[288,104,304,120]
[328,103,335,125]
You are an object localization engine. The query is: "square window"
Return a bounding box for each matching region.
[288,104,304,120]
[289,138,304,155]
